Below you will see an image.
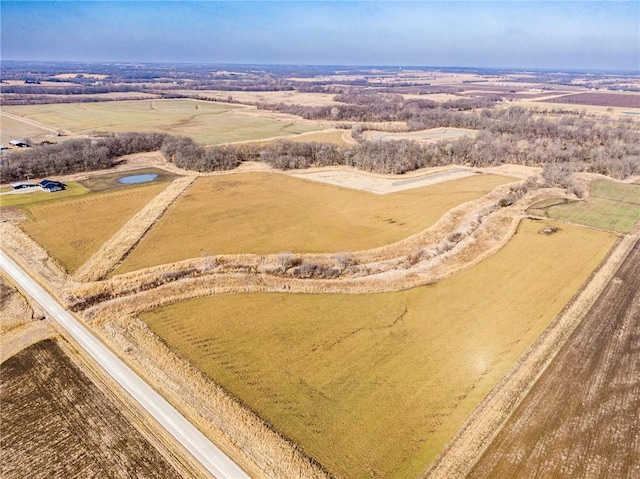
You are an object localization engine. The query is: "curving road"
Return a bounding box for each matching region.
[0,250,251,479]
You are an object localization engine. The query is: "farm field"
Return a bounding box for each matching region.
[541,91,640,108]
[469,239,640,479]
[18,182,168,272]
[285,129,350,145]
[365,127,477,143]
[140,219,616,479]
[114,172,514,274]
[527,179,640,233]
[1,99,322,145]
[175,89,344,106]
[1,339,182,479]
[0,112,56,143]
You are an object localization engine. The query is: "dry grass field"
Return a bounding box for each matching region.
[140,219,616,479]
[1,339,182,479]
[0,275,34,336]
[2,99,322,145]
[365,127,478,143]
[114,172,513,274]
[528,179,640,233]
[469,239,640,479]
[19,183,168,272]
[285,129,350,145]
[175,89,344,107]
[0,112,56,143]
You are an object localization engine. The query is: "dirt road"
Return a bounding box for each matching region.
[0,250,251,479]
[469,238,640,478]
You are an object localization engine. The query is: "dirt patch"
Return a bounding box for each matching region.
[541,92,640,108]
[290,167,480,194]
[79,167,181,193]
[1,339,183,479]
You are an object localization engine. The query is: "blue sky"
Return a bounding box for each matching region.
[1,1,638,71]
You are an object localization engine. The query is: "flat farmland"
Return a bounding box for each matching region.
[140,220,616,479]
[469,239,640,479]
[542,92,640,108]
[528,179,640,233]
[1,339,182,478]
[1,99,322,145]
[18,183,168,272]
[365,127,478,143]
[176,89,344,106]
[0,112,56,143]
[114,172,513,274]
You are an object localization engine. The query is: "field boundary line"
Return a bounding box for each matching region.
[73,176,196,282]
[421,225,639,479]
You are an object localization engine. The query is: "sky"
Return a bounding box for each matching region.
[1,1,638,71]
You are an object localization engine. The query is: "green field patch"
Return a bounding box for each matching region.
[589,179,640,205]
[115,172,515,274]
[3,99,323,145]
[544,197,640,233]
[0,182,89,208]
[528,180,640,233]
[19,183,168,272]
[141,220,616,479]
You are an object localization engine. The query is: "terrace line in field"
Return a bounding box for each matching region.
[113,172,514,274]
[140,220,616,479]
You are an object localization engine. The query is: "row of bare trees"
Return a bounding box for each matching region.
[0,133,167,183]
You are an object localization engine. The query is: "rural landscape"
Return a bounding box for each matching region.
[1,58,638,479]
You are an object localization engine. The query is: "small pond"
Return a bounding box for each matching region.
[117,173,158,184]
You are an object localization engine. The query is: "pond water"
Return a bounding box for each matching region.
[117,173,158,184]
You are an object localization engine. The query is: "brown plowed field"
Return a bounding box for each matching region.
[468,238,640,479]
[542,92,640,108]
[1,339,182,479]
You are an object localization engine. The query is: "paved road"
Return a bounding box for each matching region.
[0,251,251,479]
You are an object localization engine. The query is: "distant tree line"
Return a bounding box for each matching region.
[2,100,638,184]
[255,93,496,122]
[159,102,639,179]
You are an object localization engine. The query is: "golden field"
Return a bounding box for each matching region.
[19,183,168,272]
[114,172,514,274]
[141,219,616,479]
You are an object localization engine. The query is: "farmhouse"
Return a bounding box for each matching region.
[40,179,65,192]
[9,140,29,148]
